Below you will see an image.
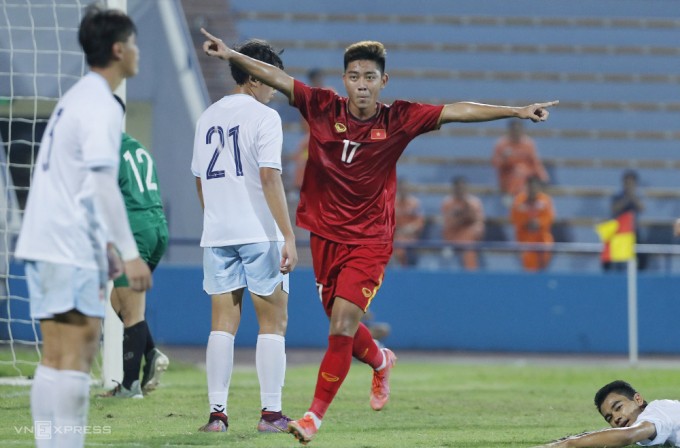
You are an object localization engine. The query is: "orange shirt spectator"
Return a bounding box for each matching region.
[394,179,425,266]
[510,176,555,271]
[441,176,485,270]
[492,119,549,202]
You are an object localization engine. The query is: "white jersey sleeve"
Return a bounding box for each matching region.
[81,98,121,169]
[191,118,202,177]
[635,400,680,447]
[256,109,283,171]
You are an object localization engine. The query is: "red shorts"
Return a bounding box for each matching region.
[310,233,392,316]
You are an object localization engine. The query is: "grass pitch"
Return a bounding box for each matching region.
[2,351,679,447]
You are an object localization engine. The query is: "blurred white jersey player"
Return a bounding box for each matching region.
[191,38,297,434]
[13,6,151,448]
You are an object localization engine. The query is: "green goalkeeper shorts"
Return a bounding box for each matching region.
[113,220,169,288]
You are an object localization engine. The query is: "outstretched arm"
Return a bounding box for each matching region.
[532,421,656,448]
[440,100,559,125]
[201,28,295,101]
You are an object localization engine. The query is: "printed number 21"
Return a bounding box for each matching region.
[205,125,243,179]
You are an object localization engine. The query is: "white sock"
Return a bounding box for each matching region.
[256,334,286,412]
[31,364,57,448]
[375,349,387,371]
[206,331,234,415]
[53,369,90,448]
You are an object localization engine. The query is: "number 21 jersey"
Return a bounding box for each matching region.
[191,94,284,247]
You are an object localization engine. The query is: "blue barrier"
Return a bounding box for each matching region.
[4,264,680,354]
[142,266,680,354]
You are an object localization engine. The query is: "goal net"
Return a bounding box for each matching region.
[0,0,86,380]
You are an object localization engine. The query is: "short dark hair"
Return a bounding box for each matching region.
[78,3,137,68]
[594,380,638,412]
[230,39,284,85]
[344,41,386,74]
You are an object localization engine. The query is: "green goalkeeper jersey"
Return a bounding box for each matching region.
[119,133,167,232]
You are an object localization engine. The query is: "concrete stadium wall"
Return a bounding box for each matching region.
[4,265,679,354]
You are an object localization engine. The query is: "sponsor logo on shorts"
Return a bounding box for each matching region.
[362,287,373,298]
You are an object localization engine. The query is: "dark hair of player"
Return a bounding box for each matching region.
[230,39,284,86]
[344,41,386,74]
[78,4,137,68]
[594,380,641,412]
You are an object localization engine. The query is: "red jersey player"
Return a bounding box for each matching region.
[201,28,558,445]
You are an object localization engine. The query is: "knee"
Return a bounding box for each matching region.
[259,311,288,336]
[329,316,359,337]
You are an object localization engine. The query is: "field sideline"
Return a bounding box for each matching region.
[2,348,680,447]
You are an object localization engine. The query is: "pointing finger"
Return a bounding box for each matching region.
[200,27,219,42]
[537,100,559,108]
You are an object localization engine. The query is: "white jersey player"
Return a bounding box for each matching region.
[191,38,297,434]
[13,6,150,448]
[534,380,680,447]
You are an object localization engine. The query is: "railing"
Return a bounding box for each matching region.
[166,237,680,274]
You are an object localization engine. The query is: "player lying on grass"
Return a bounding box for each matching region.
[533,380,680,447]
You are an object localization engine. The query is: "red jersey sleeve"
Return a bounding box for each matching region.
[391,100,443,139]
[293,79,338,122]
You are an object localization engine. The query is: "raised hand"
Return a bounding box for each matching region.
[200,28,232,60]
[518,100,559,122]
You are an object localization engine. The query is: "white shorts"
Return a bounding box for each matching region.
[25,261,106,320]
[203,242,289,297]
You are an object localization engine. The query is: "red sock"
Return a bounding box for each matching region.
[309,335,353,419]
[352,322,383,369]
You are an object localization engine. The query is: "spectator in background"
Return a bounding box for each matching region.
[492,119,549,207]
[674,218,680,237]
[440,176,485,270]
[510,175,555,271]
[611,170,644,218]
[393,179,426,266]
[604,169,646,271]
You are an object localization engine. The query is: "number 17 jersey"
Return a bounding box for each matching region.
[191,94,284,247]
[293,80,444,245]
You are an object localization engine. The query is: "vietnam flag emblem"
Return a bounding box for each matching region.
[371,129,387,140]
